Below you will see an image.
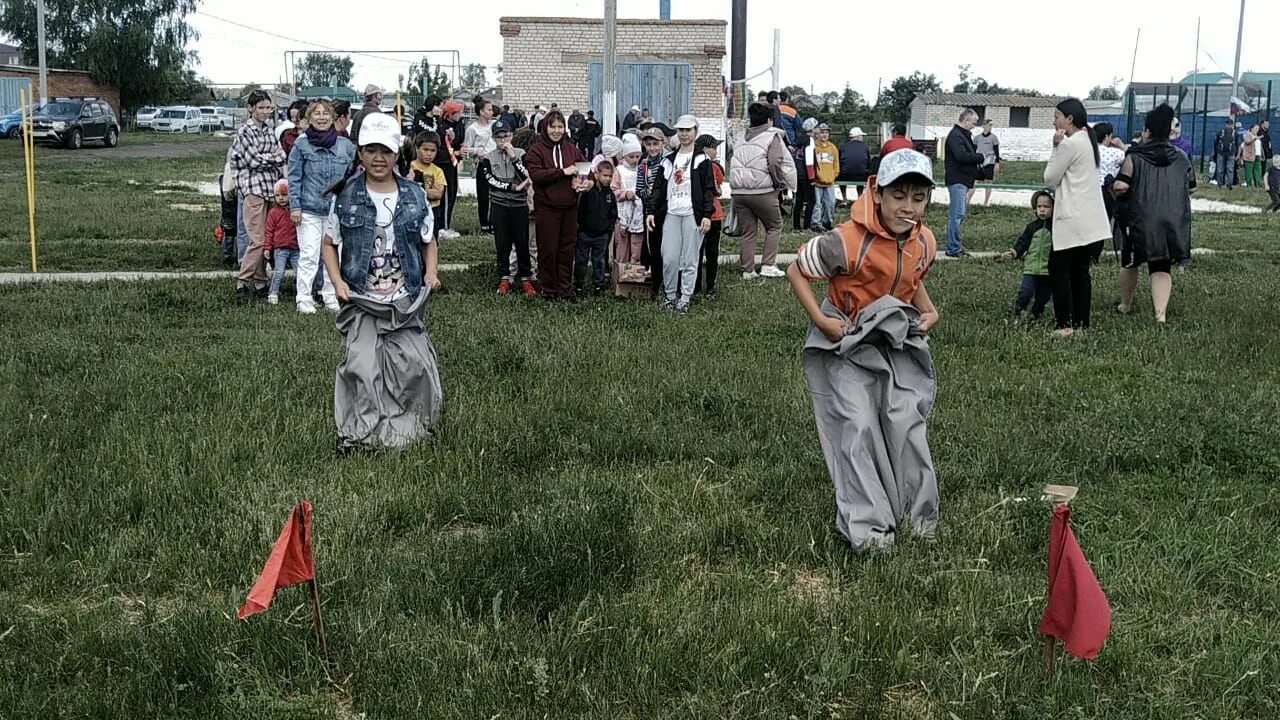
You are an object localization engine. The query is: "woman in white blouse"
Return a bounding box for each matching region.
[1044,98,1113,337]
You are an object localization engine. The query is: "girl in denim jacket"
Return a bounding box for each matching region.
[320,113,442,451]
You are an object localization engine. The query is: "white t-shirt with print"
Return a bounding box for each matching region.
[665,151,695,217]
[1098,145,1124,185]
[325,188,433,302]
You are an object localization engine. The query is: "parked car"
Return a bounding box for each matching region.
[1,104,41,139]
[198,106,235,131]
[29,98,120,149]
[152,106,203,134]
[135,106,161,129]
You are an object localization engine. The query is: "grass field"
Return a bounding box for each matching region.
[2,137,1280,718]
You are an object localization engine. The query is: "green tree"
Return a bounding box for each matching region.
[1,0,200,112]
[294,53,353,89]
[460,63,488,91]
[838,84,868,113]
[876,71,942,124]
[1087,78,1123,101]
[408,57,451,98]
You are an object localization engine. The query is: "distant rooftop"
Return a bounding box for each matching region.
[912,93,1064,108]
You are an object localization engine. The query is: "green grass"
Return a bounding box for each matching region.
[2,254,1280,717]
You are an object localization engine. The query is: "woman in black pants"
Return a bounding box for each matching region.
[793,119,817,231]
[1043,98,1113,337]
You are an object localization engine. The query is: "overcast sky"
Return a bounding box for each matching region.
[187,0,1280,102]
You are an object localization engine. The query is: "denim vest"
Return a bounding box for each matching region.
[287,135,356,216]
[335,175,428,297]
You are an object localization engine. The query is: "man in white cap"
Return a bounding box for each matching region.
[838,126,872,203]
[621,105,641,134]
[350,84,385,147]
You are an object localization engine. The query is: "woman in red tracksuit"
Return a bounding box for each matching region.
[523,110,588,299]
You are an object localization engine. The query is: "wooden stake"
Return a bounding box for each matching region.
[1043,636,1056,676]
[295,500,328,657]
[307,577,329,656]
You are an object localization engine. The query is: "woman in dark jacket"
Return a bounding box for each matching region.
[523,110,588,299]
[1112,104,1193,324]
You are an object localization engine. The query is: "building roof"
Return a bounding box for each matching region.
[1241,72,1280,87]
[1177,71,1231,85]
[912,93,1064,108]
[298,85,360,100]
[499,16,725,26]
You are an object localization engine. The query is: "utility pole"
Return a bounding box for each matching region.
[35,0,48,104]
[730,0,746,117]
[604,0,617,137]
[771,29,780,94]
[1229,0,1246,116]
[659,0,670,20]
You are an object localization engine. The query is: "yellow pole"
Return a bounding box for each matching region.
[395,91,403,130]
[21,89,37,272]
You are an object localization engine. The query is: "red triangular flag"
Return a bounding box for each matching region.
[237,501,315,620]
[1039,504,1110,659]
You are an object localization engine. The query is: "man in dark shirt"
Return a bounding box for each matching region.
[837,127,871,201]
[943,108,985,257]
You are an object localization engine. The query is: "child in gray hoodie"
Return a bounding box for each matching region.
[478,120,536,296]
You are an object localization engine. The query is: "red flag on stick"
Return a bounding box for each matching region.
[238,501,315,620]
[1039,504,1111,660]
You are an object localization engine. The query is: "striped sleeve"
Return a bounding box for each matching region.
[796,231,848,280]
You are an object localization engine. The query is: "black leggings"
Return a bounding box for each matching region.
[1049,245,1093,330]
[794,175,816,231]
[476,172,491,230]
[491,203,531,281]
[440,162,460,229]
[696,220,722,294]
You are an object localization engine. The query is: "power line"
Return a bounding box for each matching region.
[192,10,431,67]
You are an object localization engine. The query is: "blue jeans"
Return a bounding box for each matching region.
[268,248,298,297]
[946,184,968,256]
[812,185,836,228]
[1014,274,1052,318]
[235,192,250,263]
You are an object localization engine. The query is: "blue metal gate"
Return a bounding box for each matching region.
[588,62,691,127]
[0,77,33,115]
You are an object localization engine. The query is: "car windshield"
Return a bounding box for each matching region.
[139,107,157,114]
[43,102,83,116]
[160,109,187,119]
[199,108,215,115]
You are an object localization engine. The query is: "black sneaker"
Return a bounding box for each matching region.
[236,286,254,302]
[705,289,717,301]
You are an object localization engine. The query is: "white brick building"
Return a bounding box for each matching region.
[910,93,1065,161]
[500,16,727,138]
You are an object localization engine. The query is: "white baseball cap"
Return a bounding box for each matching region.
[674,114,698,129]
[358,112,402,152]
[849,126,865,137]
[876,149,935,188]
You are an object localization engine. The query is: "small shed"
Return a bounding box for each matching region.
[910,93,1065,161]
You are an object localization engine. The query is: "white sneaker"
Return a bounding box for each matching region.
[759,265,786,278]
[267,294,279,305]
[297,304,317,315]
[742,271,759,280]
[439,229,461,240]
[324,301,341,312]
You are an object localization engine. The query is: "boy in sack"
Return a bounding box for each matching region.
[409,132,448,239]
[612,134,646,263]
[264,179,300,306]
[1002,190,1056,320]
[576,159,619,294]
[478,120,537,296]
[787,149,941,553]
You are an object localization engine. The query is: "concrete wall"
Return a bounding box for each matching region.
[0,67,120,113]
[501,16,726,137]
[911,103,1058,161]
